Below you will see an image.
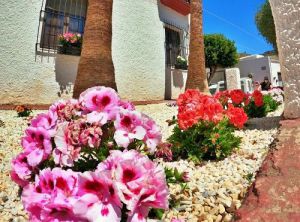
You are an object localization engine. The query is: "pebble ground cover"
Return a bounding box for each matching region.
[0,102,283,222]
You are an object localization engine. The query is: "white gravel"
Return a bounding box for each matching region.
[0,104,283,222]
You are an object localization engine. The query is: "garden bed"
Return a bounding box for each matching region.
[0,103,283,222]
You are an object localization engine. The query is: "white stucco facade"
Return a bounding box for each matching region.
[236,55,281,85]
[0,0,190,105]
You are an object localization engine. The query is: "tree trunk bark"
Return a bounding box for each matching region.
[73,0,117,98]
[208,66,217,84]
[185,0,209,93]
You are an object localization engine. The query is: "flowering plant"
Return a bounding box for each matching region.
[214,89,250,108]
[58,32,82,48]
[214,89,280,118]
[11,86,168,222]
[15,105,32,117]
[168,89,246,162]
[243,90,267,118]
[262,88,284,104]
[175,56,188,70]
[177,89,247,130]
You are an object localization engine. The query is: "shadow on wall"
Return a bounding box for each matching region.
[165,67,187,99]
[55,54,80,97]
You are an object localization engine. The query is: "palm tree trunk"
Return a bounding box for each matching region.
[185,0,209,93]
[73,0,117,98]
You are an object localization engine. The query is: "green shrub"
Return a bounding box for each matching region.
[244,101,267,118]
[263,94,279,112]
[245,94,279,118]
[168,119,241,163]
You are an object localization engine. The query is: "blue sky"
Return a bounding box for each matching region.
[203,0,273,54]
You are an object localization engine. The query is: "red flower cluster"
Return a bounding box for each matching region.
[252,90,264,107]
[226,105,248,128]
[214,91,230,106]
[177,90,224,130]
[229,89,246,105]
[177,89,248,130]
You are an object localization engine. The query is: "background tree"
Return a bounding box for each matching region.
[204,34,238,83]
[73,0,117,98]
[185,0,209,93]
[255,1,277,51]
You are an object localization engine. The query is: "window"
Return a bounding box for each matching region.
[164,24,188,68]
[165,26,181,67]
[37,0,87,50]
[261,66,267,71]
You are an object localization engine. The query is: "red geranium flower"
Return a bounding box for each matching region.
[177,90,224,130]
[229,89,246,105]
[214,90,230,106]
[252,90,264,107]
[226,105,248,128]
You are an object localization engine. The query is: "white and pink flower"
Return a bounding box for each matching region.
[99,150,169,222]
[11,86,168,222]
[21,127,52,167]
[11,150,33,187]
[114,110,146,148]
[79,87,120,118]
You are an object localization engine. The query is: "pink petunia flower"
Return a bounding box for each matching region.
[53,122,81,167]
[10,150,33,187]
[86,111,108,125]
[114,110,147,148]
[30,111,58,136]
[49,99,81,122]
[79,87,120,120]
[73,170,122,222]
[99,150,169,222]
[141,114,162,154]
[21,127,52,167]
[22,168,85,222]
[118,100,135,111]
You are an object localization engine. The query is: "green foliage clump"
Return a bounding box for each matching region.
[175,56,188,70]
[204,34,238,82]
[255,1,277,51]
[168,119,241,163]
[263,94,279,113]
[245,94,279,118]
[15,105,32,117]
[244,101,266,118]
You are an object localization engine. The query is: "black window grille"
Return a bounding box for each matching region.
[36,0,87,52]
[164,25,189,68]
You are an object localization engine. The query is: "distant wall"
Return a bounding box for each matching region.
[237,57,272,83]
[0,0,189,105]
[270,62,281,84]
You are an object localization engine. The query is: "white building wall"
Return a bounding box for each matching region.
[270,62,281,85]
[0,0,60,105]
[0,0,189,105]
[112,0,165,101]
[237,57,272,83]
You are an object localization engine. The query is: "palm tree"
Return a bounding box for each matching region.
[185,0,209,93]
[73,0,117,98]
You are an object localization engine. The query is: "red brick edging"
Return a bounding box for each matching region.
[234,119,300,222]
[0,100,175,110]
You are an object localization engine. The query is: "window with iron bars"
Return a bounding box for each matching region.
[36,0,87,52]
[164,24,189,68]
